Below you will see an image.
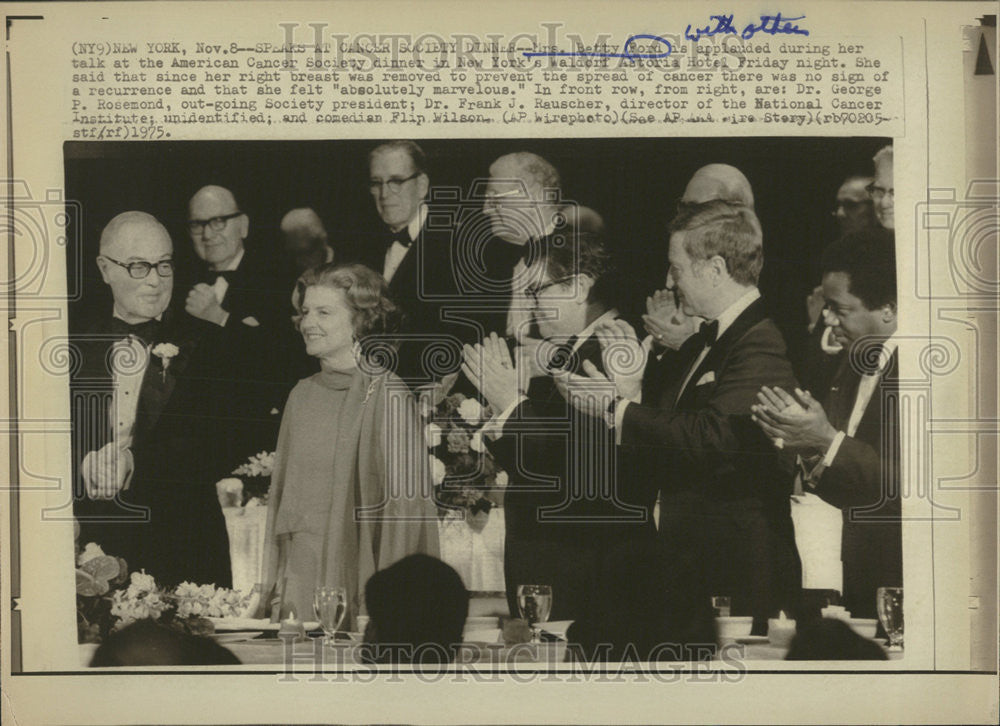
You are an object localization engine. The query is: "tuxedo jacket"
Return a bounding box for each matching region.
[486,333,656,620]
[353,223,485,384]
[620,297,801,625]
[183,248,307,409]
[70,310,280,587]
[812,350,902,618]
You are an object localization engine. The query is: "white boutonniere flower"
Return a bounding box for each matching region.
[151,342,179,381]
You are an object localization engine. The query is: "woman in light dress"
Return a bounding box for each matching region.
[259,263,438,627]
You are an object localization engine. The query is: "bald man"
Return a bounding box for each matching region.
[72,211,237,587]
[280,207,333,274]
[184,184,305,397]
[482,152,570,342]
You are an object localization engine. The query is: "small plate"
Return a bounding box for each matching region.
[207,617,321,632]
[211,631,263,644]
[719,635,770,645]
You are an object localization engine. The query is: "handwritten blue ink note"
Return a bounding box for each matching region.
[685,13,810,42]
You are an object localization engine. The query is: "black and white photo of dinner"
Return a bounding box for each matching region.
[64,136,903,666]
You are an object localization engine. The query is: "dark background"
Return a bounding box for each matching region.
[64,136,889,361]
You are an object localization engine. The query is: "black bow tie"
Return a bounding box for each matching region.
[198,268,236,285]
[387,229,412,249]
[699,320,719,346]
[111,317,161,345]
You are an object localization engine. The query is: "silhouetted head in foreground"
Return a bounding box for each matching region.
[785,618,887,661]
[362,554,469,664]
[90,619,241,666]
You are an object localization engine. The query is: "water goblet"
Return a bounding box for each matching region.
[313,586,347,644]
[876,586,903,650]
[516,584,553,643]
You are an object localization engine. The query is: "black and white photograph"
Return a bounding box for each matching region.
[2,2,996,724]
[63,136,903,666]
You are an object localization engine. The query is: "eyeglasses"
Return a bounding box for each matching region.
[833,199,870,214]
[865,183,894,201]
[525,276,575,304]
[188,211,242,236]
[483,187,527,209]
[368,172,421,195]
[102,256,174,279]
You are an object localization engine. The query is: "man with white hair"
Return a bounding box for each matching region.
[72,211,240,586]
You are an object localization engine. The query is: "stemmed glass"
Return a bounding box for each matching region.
[517,584,553,643]
[876,586,903,650]
[313,586,347,644]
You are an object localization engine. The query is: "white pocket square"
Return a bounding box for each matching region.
[696,371,716,386]
[241,316,260,327]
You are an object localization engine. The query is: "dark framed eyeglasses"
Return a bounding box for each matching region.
[864,183,894,201]
[187,211,242,236]
[368,171,421,194]
[833,199,870,214]
[102,256,174,279]
[525,276,575,303]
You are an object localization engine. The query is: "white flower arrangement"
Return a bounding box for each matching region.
[77,541,106,566]
[172,581,250,619]
[457,398,484,424]
[108,571,169,630]
[233,451,275,479]
[151,342,179,382]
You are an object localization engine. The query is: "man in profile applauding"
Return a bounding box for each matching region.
[560,200,801,630]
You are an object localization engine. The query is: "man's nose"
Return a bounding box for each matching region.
[822,307,838,326]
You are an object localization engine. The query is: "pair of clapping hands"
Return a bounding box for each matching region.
[751,386,840,453]
[81,441,134,500]
[461,322,649,420]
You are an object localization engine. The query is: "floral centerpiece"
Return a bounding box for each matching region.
[75,540,251,643]
[218,450,275,507]
[426,392,507,531]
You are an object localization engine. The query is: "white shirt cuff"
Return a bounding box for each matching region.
[484,395,528,440]
[822,431,847,467]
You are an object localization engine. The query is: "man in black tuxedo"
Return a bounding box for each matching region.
[183,184,304,403]
[462,230,654,621]
[561,200,801,629]
[359,141,474,386]
[72,211,247,586]
[753,227,900,618]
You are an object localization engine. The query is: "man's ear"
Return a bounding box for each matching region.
[575,274,595,302]
[881,302,897,324]
[238,213,250,240]
[417,172,430,199]
[708,255,728,283]
[96,255,112,284]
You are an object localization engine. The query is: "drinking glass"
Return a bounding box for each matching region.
[517,584,553,643]
[876,586,903,650]
[313,586,347,643]
[711,595,731,618]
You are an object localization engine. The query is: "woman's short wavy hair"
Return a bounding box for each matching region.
[292,262,401,338]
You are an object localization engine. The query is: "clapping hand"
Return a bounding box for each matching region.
[82,441,133,500]
[750,386,839,453]
[643,289,698,351]
[185,284,228,327]
[461,332,523,413]
[552,319,645,419]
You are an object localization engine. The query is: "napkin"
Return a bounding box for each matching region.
[790,493,843,592]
